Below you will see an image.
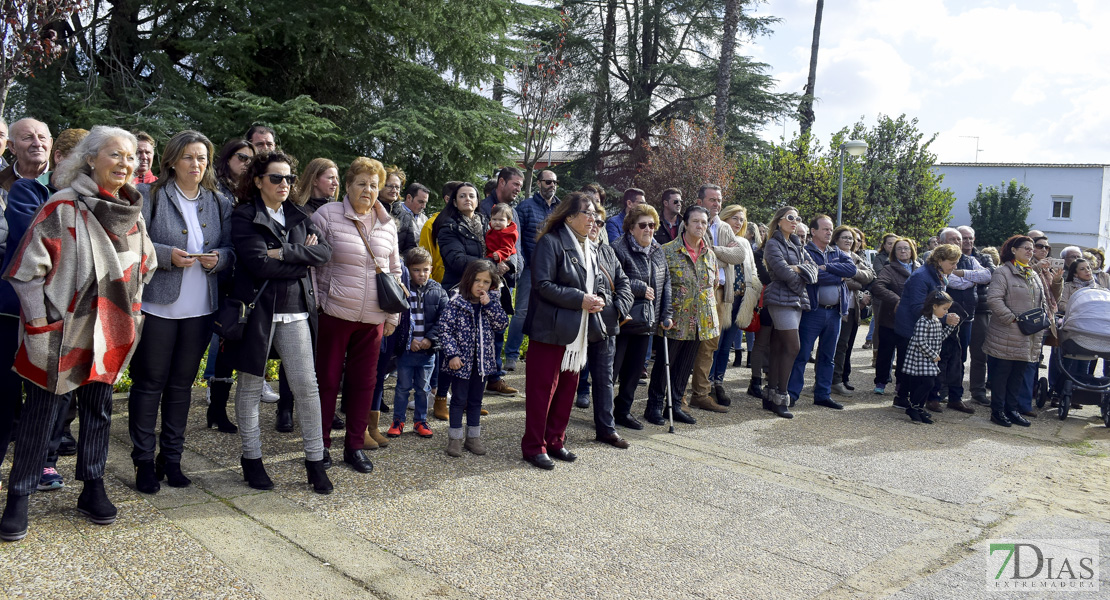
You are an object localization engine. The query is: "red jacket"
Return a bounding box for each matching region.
[485,221,519,263]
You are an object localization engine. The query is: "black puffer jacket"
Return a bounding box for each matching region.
[436,212,488,291]
[594,241,633,337]
[612,233,673,334]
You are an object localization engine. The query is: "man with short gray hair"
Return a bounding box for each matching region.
[957,226,996,405]
[935,227,990,413]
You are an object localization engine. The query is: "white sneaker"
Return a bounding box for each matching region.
[261,381,280,403]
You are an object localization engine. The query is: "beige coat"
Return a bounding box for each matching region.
[983,262,1049,363]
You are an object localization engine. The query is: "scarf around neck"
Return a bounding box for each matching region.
[561,224,595,373]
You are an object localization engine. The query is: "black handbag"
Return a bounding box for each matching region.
[623,261,657,335]
[355,220,408,313]
[214,281,268,341]
[1015,307,1050,335]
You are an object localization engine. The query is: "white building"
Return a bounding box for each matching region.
[933,163,1110,254]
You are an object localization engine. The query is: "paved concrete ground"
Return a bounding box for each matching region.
[2,326,1109,599]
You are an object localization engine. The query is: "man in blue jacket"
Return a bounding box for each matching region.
[503,168,558,372]
[787,215,857,408]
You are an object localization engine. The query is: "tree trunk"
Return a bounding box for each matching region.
[587,0,617,176]
[713,0,740,139]
[799,0,824,137]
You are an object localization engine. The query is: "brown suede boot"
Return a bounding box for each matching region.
[367,411,390,448]
[433,396,449,421]
[362,428,379,450]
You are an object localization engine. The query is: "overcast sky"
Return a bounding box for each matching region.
[749,0,1110,164]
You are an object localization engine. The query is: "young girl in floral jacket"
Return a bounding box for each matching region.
[437,260,508,457]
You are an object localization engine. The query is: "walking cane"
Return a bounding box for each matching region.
[662,335,676,434]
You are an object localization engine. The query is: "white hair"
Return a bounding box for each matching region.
[1061,246,1083,259]
[957,225,975,237]
[939,227,961,243]
[54,126,137,190]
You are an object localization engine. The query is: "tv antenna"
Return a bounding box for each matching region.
[959,136,984,162]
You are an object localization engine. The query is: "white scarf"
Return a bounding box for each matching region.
[560,224,596,372]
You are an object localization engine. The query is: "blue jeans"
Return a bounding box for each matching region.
[788,306,842,401]
[865,316,876,342]
[988,356,1036,414]
[393,351,435,424]
[488,329,506,382]
[711,299,743,383]
[203,333,219,380]
[504,265,531,361]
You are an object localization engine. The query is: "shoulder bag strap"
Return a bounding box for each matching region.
[248,280,269,308]
[354,219,385,274]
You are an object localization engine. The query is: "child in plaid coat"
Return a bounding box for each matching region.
[903,291,961,424]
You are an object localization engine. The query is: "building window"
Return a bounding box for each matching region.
[1052,196,1072,219]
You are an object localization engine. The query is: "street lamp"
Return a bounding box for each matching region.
[836,139,868,226]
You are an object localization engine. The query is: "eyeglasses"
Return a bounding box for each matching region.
[636,222,657,230]
[579,210,598,218]
[384,184,401,191]
[1035,244,1051,251]
[1016,245,1034,252]
[264,174,297,185]
[235,152,252,163]
[539,179,558,185]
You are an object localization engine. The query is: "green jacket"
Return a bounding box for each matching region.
[661,237,719,341]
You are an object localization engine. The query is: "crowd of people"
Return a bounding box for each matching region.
[0,117,1104,542]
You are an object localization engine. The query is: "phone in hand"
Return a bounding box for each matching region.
[185,252,218,258]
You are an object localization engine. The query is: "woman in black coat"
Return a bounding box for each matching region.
[226,151,334,494]
[520,192,605,470]
[611,203,672,430]
[581,203,633,447]
[434,182,491,292]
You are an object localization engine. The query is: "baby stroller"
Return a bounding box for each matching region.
[1035,287,1110,425]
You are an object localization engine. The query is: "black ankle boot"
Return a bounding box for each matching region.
[240,456,274,490]
[0,494,29,542]
[906,407,923,423]
[643,402,665,426]
[134,460,160,494]
[207,380,237,433]
[157,454,191,488]
[275,409,294,433]
[76,478,117,525]
[305,459,333,494]
[747,378,763,400]
[670,405,697,425]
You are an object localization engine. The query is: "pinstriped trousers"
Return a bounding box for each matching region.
[7,382,114,496]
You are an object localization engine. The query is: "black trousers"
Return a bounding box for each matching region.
[585,336,617,435]
[0,315,23,470]
[127,313,212,463]
[613,333,652,419]
[874,325,909,390]
[646,337,700,409]
[930,333,964,403]
[8,382,114,496]
[833,311,859,384]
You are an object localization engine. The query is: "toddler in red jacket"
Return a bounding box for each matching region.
[485,203,518,315]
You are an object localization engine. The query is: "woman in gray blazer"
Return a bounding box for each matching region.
[128,131,234,494]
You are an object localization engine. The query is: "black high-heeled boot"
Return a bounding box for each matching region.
[134,460,160,494]
[240,456,274,490]
[207,379,237,433]
[305,459,333,494]
[156,454,192,488]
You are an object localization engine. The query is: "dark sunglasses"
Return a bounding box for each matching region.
[264,174,297,185]
[1035,244,1051,251]
[539,179,558,185]
[594,220,604,227]
[235,152,252,162]
[636,222,657,230]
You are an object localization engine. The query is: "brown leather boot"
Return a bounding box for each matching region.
[925,400,944,413]
[433,396,449,421]
[690,395,728,413]
[366,411,390,448]
[947,399,975,414]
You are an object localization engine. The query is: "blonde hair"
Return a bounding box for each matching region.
[345,157,387,191]
[293,157,338,206]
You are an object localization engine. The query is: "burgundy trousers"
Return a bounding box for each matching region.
[521,340,579,456]
[316,312,383,450]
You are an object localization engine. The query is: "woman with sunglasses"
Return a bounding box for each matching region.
[1030,237,1060,315]
[712,204,762,400]
[761,206,817,418]
[226,151,334,494]
[983,235,1050,427]
[311,157,402,471]
[214,139,254,201]
[520,192,605,470]
[611,204,672,431]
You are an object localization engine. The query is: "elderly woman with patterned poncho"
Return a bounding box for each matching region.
[0,126,157,542]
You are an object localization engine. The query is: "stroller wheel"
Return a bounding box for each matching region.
[1036,377,1050,409]
[1058,390,1071,421]
[1102,397,1110,428]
